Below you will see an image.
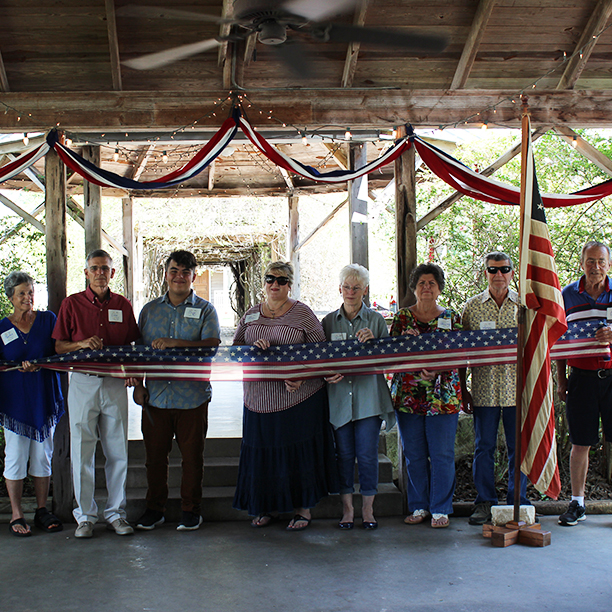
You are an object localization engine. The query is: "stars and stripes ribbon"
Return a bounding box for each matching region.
[0,321,606,382]
[0,140,50,183]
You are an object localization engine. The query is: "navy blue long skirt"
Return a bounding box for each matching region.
[232,387,338,516]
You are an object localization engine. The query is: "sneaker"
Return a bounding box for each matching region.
[558,500,586,526]
[177,511,203,531]
[74,521,95,539]
[469,501,493,525]
[107,518,134,536]
[135,509,165,531]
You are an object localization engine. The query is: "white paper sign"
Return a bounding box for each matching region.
[184,307,202,319]
[331,332,347,341]
[245,312,260,323]
[437,317,452,330]
[108,309,123,323]
[480,321,496,330]
[1,328,18,345]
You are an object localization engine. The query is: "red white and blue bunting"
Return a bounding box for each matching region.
[2,106,612,208]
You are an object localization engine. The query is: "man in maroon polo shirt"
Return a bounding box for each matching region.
[53,249,139,538]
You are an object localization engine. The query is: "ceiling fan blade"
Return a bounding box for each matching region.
[271,41,315,80]
[123,39,221,70]
[283,0,359,22]
[321,23,448,53]
[116,4,232,24]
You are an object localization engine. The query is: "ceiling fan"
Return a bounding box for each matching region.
[119,0,448,75]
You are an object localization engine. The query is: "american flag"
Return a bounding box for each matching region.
[518,116,568,499]
[0,322,604,383]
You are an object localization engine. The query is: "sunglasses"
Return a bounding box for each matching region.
[486,265,512,274]
[265,275,290,286]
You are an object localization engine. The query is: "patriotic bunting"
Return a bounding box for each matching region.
[1,321,605,383]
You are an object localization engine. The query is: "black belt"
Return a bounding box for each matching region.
[572,367,612,379]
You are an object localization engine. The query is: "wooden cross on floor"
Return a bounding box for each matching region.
[483,521,551,547]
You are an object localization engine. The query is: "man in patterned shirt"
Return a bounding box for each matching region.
[460,251,529,525]
[132,250,220,532]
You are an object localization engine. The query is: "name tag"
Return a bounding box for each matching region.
[437,317,452,330]
[244,312,260,323]
[480,321,496,330]
[184,307,202,319]
[607,307,612,321]
[108,309,123,323]
[1,328,18,345]
[331,332,347,341]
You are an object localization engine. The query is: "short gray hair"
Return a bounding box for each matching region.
[339,264,369,287]
[4,271,35,298]
[580,241,611,263]
[484,251,514,269]
[86,249,113,267]
[264,261,294,285]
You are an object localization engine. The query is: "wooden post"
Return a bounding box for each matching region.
[46,146,72,522]
[287,194,300,300]
[122,196,134,303]
[395,127,417,308]
[349,143,369,305]
[83,145,102,256]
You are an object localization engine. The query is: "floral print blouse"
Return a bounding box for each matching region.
[390,307,462,416]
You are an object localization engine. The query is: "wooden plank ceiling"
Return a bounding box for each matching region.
[0,0,611,196]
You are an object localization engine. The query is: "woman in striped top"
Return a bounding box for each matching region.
[232,262,337,531]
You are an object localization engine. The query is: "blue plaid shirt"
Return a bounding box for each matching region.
[138,291,220,409]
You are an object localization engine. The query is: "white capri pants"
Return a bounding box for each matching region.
[3,427,54,480]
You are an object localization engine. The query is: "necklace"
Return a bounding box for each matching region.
[266,298,289,318]
[15,328,30,344]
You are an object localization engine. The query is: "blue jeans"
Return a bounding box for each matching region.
[396,411,458,515]
[472,405,529,505]
[333,416,382,496]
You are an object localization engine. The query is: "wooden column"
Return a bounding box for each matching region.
[395,128,418,308]
[349,143,369,303]
[46,146,72,522]
[122,196,134,303]
[83,145,102,256]
[287,194,300,299]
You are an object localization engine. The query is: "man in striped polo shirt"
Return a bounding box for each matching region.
[557,240,612,526]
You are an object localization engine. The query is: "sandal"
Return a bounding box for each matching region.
[34,507,63,533]
[431,514,450,529]
[9,517,32,537]
[251,514,277,528]
[286,514,311,531]
[404,509,431,525]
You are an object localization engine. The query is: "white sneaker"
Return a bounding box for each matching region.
[107,518,134,536]
[75,521,95,538]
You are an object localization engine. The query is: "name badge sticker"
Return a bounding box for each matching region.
[244,312,260,323]
[184,307,202,319]
[1,328,18,345]
[480,321,496,330]
[607,307,612,322]
[108,309,123,323]
[437,317,452,330]
[331,332,347,341]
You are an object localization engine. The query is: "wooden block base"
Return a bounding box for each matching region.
[490,526,520,547]
[518,526,552,547]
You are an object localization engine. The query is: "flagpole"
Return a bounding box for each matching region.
[514,98,531,523]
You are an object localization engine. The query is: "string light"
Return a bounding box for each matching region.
[22,133,29,146]
[481,122,488,130]
[64,138,72,147]
[162,151,168,163]
[572,136,578,148]
[113,148,119,162]
[345,128,352,140]
[301,132,307,145]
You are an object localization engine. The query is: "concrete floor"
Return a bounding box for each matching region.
[2,515,612,612]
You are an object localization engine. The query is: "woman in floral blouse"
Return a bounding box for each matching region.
[391,263,462,528]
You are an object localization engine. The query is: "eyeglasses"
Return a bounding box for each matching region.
[486,265,512,275]
[265,275,290,286]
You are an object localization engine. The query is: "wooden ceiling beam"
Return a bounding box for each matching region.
[553,125,612,176]
[556,0,612,90]
[129,144,155,180]
[323,143,349,170]
[217,0,233,68]
[0,51,9,92]
[105,0,123,91]
[4,90,612,129]
[341,0,371,88]
[450,0,497,90]
[208,159,216,190]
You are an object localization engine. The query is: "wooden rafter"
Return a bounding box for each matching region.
[417,125,551,229]
[0,50,9,92]
[217,0,233,68]
[295,197,348,252]
[105,0,123,91]
[275,145,295,191]
[553,125,612,176]
[341,0,370,88]
[556,0,612,90]
[323,142,349,170]
[129,144,155,180]
[208,159,216,190]
[450,0,497,90]
[0,193,45,232]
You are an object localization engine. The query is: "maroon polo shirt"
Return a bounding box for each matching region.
[52,286,140,346]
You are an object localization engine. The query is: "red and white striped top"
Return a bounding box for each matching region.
[233,301,326,413]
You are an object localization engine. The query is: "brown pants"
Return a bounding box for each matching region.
[141,402,208,514]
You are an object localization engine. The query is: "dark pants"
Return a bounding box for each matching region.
[141,402,208,514]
